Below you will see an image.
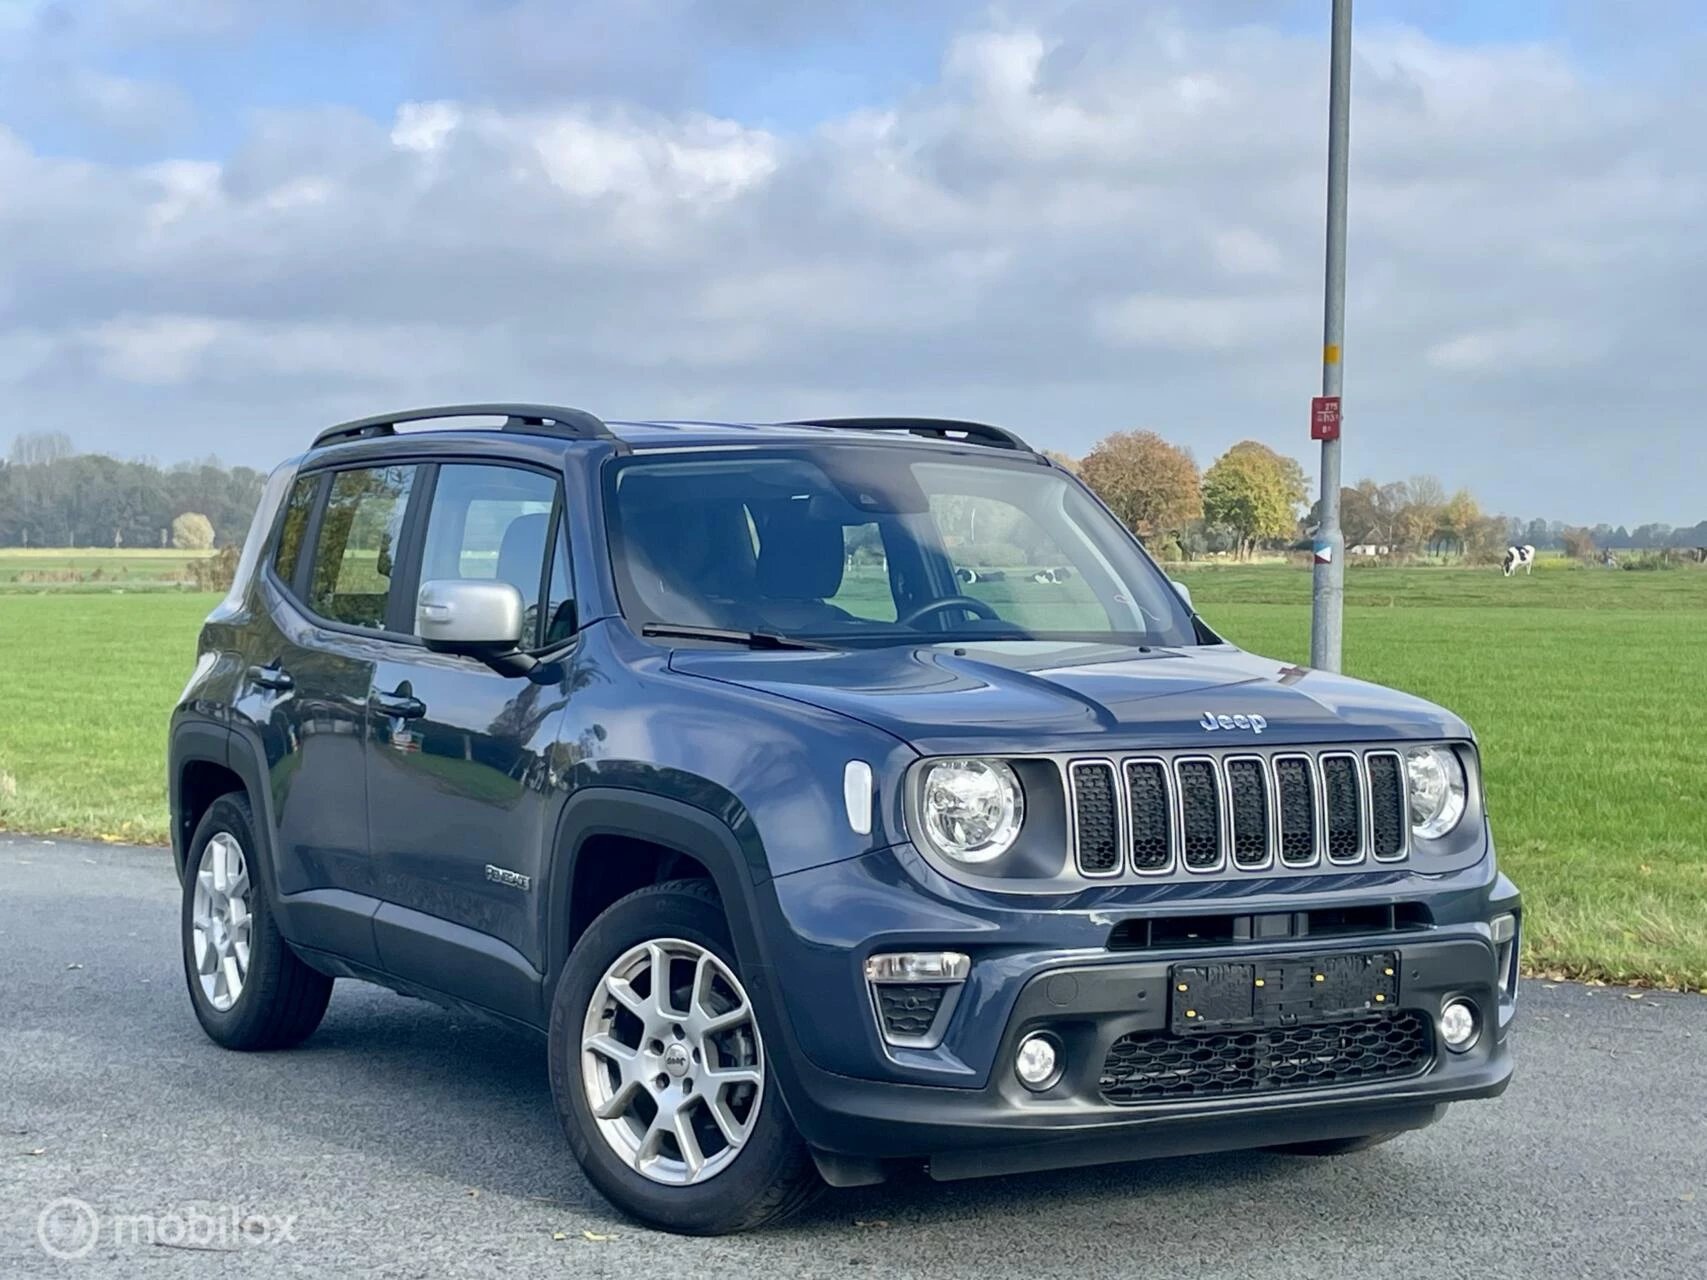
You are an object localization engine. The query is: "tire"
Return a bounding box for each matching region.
[180,792,333,1050]
[1266,1131,1404,1157]
[548,879,821,1235]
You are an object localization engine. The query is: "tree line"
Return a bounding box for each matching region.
[0,432,265,550]
[2,428,1702,562]
[1057,431,1707,563]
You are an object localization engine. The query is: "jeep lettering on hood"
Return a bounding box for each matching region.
[667,641,1468,756]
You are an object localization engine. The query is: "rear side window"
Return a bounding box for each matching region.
[272,474,319,589]
[307,465,416,631]
[417,464,572,647]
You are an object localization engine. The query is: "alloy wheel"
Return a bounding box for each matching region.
[190,832,253,1012]
[580,938,764,1187]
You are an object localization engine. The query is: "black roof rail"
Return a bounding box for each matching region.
[312,403,614,450]
[786,416,1035,454]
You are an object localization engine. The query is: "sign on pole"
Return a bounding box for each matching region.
[1310,395,1341,441]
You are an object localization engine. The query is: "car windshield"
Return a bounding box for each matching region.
[604,444,1200,648]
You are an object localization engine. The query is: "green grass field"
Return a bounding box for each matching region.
[0,546,212,592]
[1,563,1703,988]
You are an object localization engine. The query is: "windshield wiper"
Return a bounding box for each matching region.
[640,623,828,651]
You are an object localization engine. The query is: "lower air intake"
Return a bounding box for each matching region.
[1100,1011,1434,1104]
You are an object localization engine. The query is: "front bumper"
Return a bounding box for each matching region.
[750,843,1518,1181]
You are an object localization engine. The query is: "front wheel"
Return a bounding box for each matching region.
[548,879,820,1234]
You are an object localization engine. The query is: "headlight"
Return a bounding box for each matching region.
[1406,745,1468,839]
[918,758,1024,863]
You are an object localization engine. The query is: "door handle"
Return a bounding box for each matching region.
[371,690,427,720]
[248,664,294,692]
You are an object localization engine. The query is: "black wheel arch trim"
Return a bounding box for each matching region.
[168,716,236,881]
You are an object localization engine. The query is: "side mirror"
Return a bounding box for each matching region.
[417,580,532,673]
[1170,579,1194,611]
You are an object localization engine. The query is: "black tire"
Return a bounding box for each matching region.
[1266,1132,1404,1156]
[548,879,821,1235]
[180,792,332,1050]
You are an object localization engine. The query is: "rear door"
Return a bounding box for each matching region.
[251,462,419,944]
[363,460,575,1016]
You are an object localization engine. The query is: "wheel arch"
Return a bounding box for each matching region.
[545,786,775,999]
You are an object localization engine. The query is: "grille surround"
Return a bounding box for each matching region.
[1067,760,1124,877]
[1224,754,1274,871]
[1099,1010,1435,1105]
[1319,752,1367,864]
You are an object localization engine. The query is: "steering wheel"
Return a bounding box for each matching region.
[897,595,1002,628]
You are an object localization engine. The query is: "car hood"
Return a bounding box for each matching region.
[668,641,1468,756]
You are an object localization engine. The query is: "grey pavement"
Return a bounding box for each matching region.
[1,835,1702,1278]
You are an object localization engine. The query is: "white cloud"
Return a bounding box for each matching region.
[0,6,1703,522]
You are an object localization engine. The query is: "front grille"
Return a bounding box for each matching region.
[1099,1010,1433,1104]
[1063,748,1415,879]
[1367,752,1407,861]
[1176,760,1223,870]
[1225,758,1270,868]
[1274,756,1318,866]
[874,984,947,1041]
[1125,761,1172,872]
[1321,754,1364,862]
[1070,762,1121,875]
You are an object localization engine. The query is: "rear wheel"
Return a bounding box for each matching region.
[1266,1132,1404,1156]
[180,793,332,1050]
[548,879,820,1234]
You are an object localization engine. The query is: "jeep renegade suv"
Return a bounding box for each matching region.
[170,405,1518,1234]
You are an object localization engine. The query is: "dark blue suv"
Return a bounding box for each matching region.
[170,405,1518,1234]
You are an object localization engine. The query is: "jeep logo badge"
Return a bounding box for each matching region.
[1199,711,1268,734]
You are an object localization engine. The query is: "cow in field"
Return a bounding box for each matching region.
[1502,545,1536,577]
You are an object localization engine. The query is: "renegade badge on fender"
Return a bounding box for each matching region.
[170,405,1518,1235]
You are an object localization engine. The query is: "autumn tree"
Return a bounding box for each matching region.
[171,511,216,551]
[1079,431,1202,541]
[1202,441,1309,560]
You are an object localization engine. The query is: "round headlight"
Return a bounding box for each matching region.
[919,758,1024,864]
[1406,746,1468,839]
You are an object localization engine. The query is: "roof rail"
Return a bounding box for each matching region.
[787,416,1034,454]
[312,403,614,450]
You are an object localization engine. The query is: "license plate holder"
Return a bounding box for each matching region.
[1169,951,1400,1034]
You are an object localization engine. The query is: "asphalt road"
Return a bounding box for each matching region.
[1,836,1703,1278]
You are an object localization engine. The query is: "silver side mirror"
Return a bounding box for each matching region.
[1170,579,1194,610]
[417,580,526,651]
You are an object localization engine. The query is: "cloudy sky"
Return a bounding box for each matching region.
[2,0,1704,525]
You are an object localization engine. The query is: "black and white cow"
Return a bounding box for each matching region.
[1502,544,1536,577]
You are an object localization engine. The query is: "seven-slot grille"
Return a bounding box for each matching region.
[1068,749,1412,878]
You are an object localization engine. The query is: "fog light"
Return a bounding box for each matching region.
[1015,1034,1061,1091]
[1440,999,1479,1052]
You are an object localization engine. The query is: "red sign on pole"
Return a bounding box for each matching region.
[1310,395,1341,441]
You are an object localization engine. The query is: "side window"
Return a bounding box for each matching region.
[542,520,576,645]
[928,493,1108,630]
[272,474,319,589]
[307,465,416,631]
[832,521,896,621]
[417,464,568,648]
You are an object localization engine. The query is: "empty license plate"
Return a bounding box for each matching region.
[1169,951,1400,1034]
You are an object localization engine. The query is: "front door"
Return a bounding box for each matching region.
[364,461,576,1009]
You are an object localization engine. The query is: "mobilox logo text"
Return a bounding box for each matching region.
[36,1197,298,1258]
